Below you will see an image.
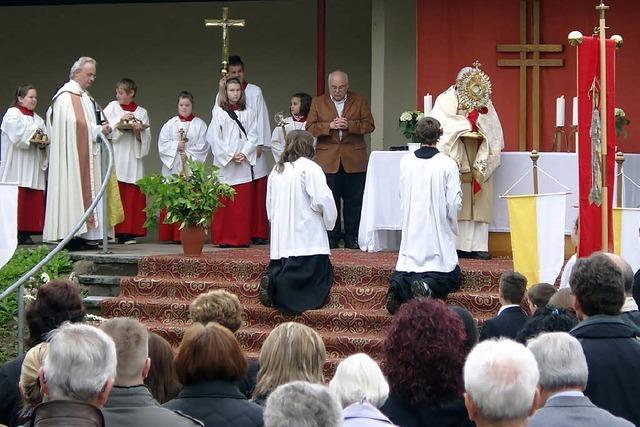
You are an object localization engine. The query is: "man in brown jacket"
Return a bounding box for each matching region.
[306,70,375,249]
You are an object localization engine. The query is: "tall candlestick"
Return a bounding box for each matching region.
[572,96,578,126]
[423,93,432,116]
[556,96,565,127]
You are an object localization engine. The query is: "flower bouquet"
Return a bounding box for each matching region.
[399,110,425,144]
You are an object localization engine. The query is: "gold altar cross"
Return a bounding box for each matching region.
[204,7,245,75]
[497,0,564,151]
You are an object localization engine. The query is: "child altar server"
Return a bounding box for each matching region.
[270,92,313,163]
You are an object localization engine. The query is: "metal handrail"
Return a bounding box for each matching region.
[0,133,114,355]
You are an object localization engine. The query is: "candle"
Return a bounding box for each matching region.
[423,93,433,116]
[572,96,578,126]
[556,96,565,127]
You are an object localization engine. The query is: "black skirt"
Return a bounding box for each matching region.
[266,254,334,314]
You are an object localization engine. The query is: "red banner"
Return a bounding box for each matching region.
[577,37,615,257]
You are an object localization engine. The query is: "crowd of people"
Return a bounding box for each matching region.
[0,248,639,427]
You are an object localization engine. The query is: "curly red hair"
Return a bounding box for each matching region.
[382,298,466,407]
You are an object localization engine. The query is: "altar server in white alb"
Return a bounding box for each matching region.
[386,117,463,314]
[44,57,112,244]
[157,91,209,242]
[270,92,313,163]
[103,78,151,244]
[259,130,337,314]
[225,55,270,244]
[0,85,48,244]
[431,65,504,260]
[207,77,258,247]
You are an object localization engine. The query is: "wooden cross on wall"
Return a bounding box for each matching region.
[497,0,564,151]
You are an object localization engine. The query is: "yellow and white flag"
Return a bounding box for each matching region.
[613,207,640,272]
[507,193,567,286]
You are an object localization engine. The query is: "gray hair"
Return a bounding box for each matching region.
[69,56,96,79]
[527,332,588,391]
[329,353,389,408]
[464,338,539,421]
[456,67,473,83]
[264,381,342,427]
[43,322,117,402]
[327,70,349,85]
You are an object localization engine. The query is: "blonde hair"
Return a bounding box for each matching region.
[100,317,149,384]
[253,322,326,400]
[189,290,243,332]
[20,342,48,410]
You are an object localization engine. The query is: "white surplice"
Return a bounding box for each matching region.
[43,80,106,242]
[103,101,151,183]
[158,116,209,177]
[206,106,258,186]
[270,117,312,163]
[267,157,337,259]
[0,107,47,189]
[396,151,462,273]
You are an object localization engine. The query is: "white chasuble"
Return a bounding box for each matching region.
[158,116,209,177]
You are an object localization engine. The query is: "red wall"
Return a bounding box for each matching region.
[417,0,639,153]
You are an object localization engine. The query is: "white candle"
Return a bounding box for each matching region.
[556,96,565,127]
[423,93,433,116]
[572,96,578,126]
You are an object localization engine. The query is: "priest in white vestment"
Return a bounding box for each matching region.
[431,66,504,260]
[260,130,337,314]
[43,57,112,244]
[386,117,463,314]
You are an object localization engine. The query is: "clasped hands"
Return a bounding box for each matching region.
[329,117,348,130]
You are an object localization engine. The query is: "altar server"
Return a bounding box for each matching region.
[207,77,258,247]
[0,85,47,244]
[103,78,151,244]
[157,91,209,242]
[270,92,313,163]
[259,130,337,314]
[386,117,463,314]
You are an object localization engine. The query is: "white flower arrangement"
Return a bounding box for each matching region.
[399,111,425,142]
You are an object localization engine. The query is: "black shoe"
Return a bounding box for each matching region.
[259,275,272,307]
[329,239,339,249]
[457,250,474,259]
[18,233,34,245]
[344,237,360,250]
[472,251,492,260]
[386,288,401,315]
[411,279,433,299]
[252,238,269,245]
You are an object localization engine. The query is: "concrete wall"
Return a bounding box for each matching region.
[0,0,373,173]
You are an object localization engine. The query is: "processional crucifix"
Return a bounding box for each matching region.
[204,7,245,76]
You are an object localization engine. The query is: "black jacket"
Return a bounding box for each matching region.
[0,355,24,427]
[571,315,640,426]
[163,380,263,427]
[479,305,528,341]
[381,391,474,427]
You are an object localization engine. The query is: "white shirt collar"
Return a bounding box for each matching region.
[547,390,584,401]
[331,94,347,105]
[497,304,521,315]
[621,296,639,313]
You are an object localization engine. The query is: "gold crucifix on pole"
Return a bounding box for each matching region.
[497,0,564,151]
[204,7,245,77]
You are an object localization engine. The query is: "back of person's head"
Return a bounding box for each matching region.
[189,289,242,332]
[449,305,478,352]
[570,252,625,316]
[329,353,389,408]
[634,269,640,306]
[42,322,116,403]
[548,288,575,315]
[26,280,85,346]
[527,283,557,310]
[608,253,635,295]
[526,332,588,393]
[383,298,466,407]
[415,117,443,146]
[253,322,326,400]
[292,92,312,117]
[100,317,149,385]
[264,381,341,427]
[275,130,315,173]
[516,305,578,343]
[463,338,539,422]
[174,322,246,385]
[145,332,181,404]
[499,271,527,305]
[20,343,48,410]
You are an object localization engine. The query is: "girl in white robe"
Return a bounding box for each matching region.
[206,77,258,247]
[0,85,48,244]
[259,130,337,314]
[270,92,313,163]
[157,91,209,242]
[103,78,151,244]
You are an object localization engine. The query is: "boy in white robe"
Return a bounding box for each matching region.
[259,130,337,314]
[270,93,313,163]
[386,117,463,314]
[157,91,209,242]
[103,78,151,244]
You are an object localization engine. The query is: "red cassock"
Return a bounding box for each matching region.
[18,187,45,233]
[115,181,147,237]
[158,208,181,242]
[250,176,269,240]
[211,181,253,246]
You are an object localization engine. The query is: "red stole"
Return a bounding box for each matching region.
[120,102,137,112]
[17,105,34,116]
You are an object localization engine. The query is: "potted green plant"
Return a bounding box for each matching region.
[399,110,425,151]
[137,159,235,255]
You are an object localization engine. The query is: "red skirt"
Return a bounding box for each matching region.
[251,176,269,239]
[158,208,181,242]
[18,187,45,234]
[211,181,253,246]
[115,181,147,237]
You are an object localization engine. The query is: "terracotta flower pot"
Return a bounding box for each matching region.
[180,224,206,256]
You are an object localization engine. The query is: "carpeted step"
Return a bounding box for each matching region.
[446,291,501,320]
